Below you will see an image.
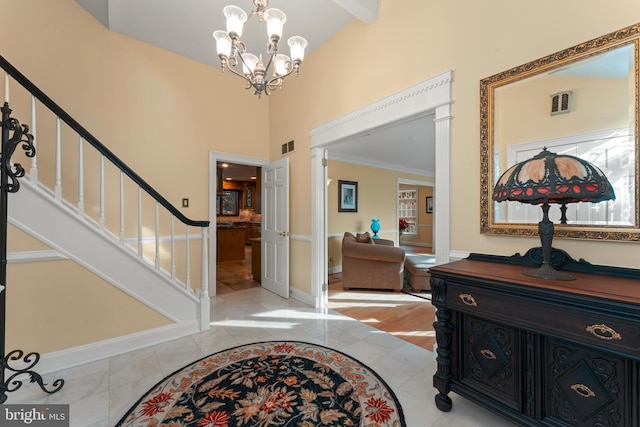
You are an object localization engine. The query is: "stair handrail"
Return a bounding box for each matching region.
[0,54,209,228]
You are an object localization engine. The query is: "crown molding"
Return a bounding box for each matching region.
[311,70,452,147]
[328,151,434,177]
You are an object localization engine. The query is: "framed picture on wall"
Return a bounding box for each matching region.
[427,196,433,213]
[338,180,358,212]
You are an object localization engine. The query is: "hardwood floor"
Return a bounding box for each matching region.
[217,245,436,352]
[327,275,435,352]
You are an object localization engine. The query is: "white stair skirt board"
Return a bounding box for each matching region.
[8,179,201,324]
[35,321,200,375]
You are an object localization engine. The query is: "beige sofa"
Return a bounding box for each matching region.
[341,232,406,292]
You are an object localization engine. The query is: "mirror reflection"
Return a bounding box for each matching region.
[481,23,640,240]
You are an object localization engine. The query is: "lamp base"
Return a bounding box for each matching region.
[523,263,575,281]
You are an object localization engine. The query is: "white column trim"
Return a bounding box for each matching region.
[310,147,327,308]
[434,103,452,265]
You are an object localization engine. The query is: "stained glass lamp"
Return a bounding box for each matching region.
[493,148,616,280]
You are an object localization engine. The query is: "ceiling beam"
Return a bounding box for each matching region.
[75,0,110,28]
[333,0,378,25]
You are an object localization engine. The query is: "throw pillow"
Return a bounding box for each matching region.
[355,232,372,244]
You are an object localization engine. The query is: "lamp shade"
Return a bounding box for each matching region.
[492,148,616,281]
[223,5,247,37]
[241,53,259,75]
[288,36,307,62]
[263,8,286,40]
[274,54,290,76]
[493,148,616,205]
[213,31,232,57]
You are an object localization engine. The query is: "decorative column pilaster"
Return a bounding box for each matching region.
[434,104,452,265]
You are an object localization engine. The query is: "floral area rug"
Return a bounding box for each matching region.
[116,341,405,426]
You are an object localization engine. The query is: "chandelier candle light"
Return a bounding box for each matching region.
[213,0,307,98]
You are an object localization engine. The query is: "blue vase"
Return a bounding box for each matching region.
[370,218,381,238]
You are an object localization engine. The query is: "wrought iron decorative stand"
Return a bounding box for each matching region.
[0,101,64,403]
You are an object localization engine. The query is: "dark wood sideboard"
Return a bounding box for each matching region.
[429,249,640,426]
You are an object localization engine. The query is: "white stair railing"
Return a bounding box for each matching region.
[1,57,210,328]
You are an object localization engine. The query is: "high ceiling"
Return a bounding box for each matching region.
[76,0,435,177]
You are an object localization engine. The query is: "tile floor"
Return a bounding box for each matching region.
[214,247,261,295]
[7,286,516,426]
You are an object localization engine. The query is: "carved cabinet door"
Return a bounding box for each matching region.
[461,315,523,411]
[542,337,629,426]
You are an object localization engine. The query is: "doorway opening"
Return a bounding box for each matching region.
[208,152,269,297]
[398,179,435,255]
[310,71,453,308]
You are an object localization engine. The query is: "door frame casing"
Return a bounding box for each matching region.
[208,151,269,297]
[310,71,453,307]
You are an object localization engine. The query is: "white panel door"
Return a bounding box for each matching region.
[261,158,290,299]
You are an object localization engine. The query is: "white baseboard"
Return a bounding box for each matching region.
[449,250,471,261]
[37,321,200,374]
[328,266,342,275]
[399,242,432,248]
[290,287,315,307]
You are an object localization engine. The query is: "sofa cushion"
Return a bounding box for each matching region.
[342,237,404,263]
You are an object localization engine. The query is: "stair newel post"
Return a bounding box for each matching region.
[0,103,10,382]
[199,226,210,330]
[0,101,64,403]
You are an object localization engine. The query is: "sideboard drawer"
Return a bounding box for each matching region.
[447,282,640,356]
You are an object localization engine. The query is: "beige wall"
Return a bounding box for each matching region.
[4,0,640,353]
[271,0,640,297]
[0,0,270,352]
[0,0,269,221]
[6,226,171,353]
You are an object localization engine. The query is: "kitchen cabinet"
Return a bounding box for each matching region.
[239,222,261,245]
[429,249,640,426]
[216,226,245,262]
[250,222,261,239]
[250,238,261,283]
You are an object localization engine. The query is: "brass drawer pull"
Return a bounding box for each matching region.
[571,383,596,398]
[586,323,622,341]
[458,293,477,307]
[480,349,496,360]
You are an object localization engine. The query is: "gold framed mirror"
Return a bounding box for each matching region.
[480,23,640,241]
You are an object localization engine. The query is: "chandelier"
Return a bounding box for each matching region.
[213,0,307,98]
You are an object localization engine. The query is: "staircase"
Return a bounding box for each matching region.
[1,55,211,372]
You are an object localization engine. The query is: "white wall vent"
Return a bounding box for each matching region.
[281,140,295,155]
[551,91,572,115]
